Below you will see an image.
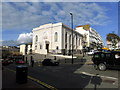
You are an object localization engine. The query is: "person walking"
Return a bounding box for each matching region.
[31,59,34,67]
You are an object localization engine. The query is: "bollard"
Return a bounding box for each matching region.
[54,56,56,60]
[65,59,66,63]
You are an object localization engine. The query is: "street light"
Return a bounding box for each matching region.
[70,12,73,64]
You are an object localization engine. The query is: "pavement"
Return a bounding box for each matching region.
[36,54,93,65]
[48,54,77,58]
[2,67,46,89]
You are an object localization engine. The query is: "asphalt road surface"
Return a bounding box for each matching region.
[3,62,120,89]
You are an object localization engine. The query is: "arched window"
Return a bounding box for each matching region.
[54,32,58,42]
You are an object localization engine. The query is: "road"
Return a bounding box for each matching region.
[3,62,120,89]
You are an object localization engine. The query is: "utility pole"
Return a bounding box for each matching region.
[70,13,73,64]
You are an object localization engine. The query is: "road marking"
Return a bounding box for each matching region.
[5,68,58,90]
[49,54,77,58]
[28,76,57,90]
[80,72,118,80]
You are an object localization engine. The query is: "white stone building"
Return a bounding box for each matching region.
[20,43,32,55]
[20,44,26,55]
[32,22,83,55]
[106,40,120,50]
[75,25,103,50]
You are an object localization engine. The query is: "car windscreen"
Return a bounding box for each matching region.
[105,53,111,58]
[94,54,100,58]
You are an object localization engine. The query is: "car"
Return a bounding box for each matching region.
[87,50,95,55]
[87,50,99,55]
[15,59,25,64]
[2,59,11,65]
[92,51,120,71]
[7,57,14,63]
[42,59,59,66]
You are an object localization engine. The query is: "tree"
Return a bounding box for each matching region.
[106,33,120,49]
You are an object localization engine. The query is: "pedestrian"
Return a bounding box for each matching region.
[83,49,85,57]
[54,56,56,60]
[31,59,34,67]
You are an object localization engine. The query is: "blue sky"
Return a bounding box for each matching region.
[1,2,119,45]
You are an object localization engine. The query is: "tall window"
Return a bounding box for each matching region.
[79,38,80,46]
[54,32,58,42]
[40,44,42,49]
[35,35,38,50]
[35,35,38,43]
[65,32,67,42]
[65,32,67,48]
[69,35,71,49]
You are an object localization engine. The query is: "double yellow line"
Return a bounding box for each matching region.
[5,68,58,90]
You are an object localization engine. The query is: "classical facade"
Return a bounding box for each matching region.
[32,22,83,55]
[75,25,103,50]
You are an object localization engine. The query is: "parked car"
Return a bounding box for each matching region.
[87,50,94,55]
[2,59,11,65]
[92,51,120,71]
[7,57,14,63]
[15,59,25,64]
[42,59,59,66]
[87,50,99,55]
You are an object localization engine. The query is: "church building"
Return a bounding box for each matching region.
[32,22,83,55]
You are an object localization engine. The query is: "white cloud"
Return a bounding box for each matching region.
[2,2,110,31]
[17,32,33,44]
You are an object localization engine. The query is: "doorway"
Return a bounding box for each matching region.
[46,44,49,53]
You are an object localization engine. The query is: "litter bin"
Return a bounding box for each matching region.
[16,65,28,84]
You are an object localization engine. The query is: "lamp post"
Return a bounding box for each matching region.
[70,13,73,64]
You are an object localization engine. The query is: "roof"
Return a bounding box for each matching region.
[76,24,90,30]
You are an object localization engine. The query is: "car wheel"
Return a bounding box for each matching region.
[94,65,98,70]
[98,63,106,71]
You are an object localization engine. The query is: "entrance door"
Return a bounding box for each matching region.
[46,44,49,53]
